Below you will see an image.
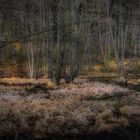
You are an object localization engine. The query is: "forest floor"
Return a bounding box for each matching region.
[0,76,140,140]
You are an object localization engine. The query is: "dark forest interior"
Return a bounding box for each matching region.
[0,0,140,140]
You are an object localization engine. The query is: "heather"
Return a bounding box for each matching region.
[0,80,139,139]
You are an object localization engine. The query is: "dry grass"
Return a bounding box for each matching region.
[0,82,139,139]
[0,77,54,89]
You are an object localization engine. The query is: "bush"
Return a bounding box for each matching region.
[125,59,140,76]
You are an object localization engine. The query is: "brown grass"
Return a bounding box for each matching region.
[0,77,54,89]
[0,82,139,139]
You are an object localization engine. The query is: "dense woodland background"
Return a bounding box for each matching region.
[0,0,140,84]
[0,1,140,140]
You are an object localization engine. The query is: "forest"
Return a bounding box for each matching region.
[0,0,140,140]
